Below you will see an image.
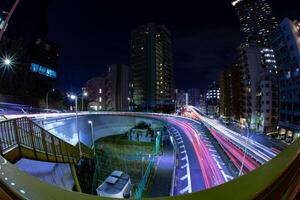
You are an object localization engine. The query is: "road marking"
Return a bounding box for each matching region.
[177,140,184,144]
[179,145,185,149]
[213,157,222,170]
[179,186,189,194]
[180,150,186,154]
[181,163,188,169]
[212,154,220,158]
[181,156,188,161]
[206,144,213,147]
[180,174,188,181]
[221,170,234,182]
[209,149,217,152]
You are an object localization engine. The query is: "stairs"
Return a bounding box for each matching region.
[0,117,92,164]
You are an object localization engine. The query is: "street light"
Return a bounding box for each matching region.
[69,94,82,157]
[4,58,11,66]
[88,120,96,156]
[46,89,55,111]
[81,89,88,111]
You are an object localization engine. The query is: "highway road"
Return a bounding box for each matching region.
[188,106,280,174]
[5,112,237,196]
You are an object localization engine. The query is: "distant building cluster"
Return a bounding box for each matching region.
[85,23,175,113]
[218,0,300,142]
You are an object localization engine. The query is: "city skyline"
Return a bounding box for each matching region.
[44,0,299,91]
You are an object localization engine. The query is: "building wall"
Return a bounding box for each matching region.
[131,23,174,111]
[231,0,278,47]
[86,77,106,111]
[238,43,262,128]
[206,82,220,116]
[271,18,300,141]
[106,64,133,111]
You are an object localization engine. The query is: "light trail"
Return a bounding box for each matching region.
[188,106,278,169]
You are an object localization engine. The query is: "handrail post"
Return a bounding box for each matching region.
[58,139,64,163]
[41,130,49,161]
[28,119,37,160]
[50,135,58,162]
[13,119,22,157]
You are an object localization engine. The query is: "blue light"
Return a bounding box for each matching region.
[30,63,56,78]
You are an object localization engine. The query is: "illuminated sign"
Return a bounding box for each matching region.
[30,63,57,78]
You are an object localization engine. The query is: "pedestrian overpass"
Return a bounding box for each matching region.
[0,113,299,200]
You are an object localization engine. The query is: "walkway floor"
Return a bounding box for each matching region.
[147,137,174,197]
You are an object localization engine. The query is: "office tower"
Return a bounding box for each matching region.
[270,18,300,142]
[131,23,175,111]
[231,0,278,47]
[106,64,133,111]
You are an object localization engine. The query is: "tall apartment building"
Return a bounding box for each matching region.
[231,0,278,47]
[131,23,175,111]
[105,64,133,111]
[257,48,279,133]
[238,43,278,131]
[86,77,106,111]
[270,18,300,142]
[238,43,263,128]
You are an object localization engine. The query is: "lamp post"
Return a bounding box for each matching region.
[88,120,96,156]
[81,90,88,111]
[70,94,82,157]
[0,0,20,41]
[46,89,55,111]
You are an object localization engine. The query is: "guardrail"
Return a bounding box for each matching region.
[0,117,92,163]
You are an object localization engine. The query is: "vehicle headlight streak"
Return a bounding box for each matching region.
[189,106,278,167]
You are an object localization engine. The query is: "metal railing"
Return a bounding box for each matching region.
[0,117,92,163]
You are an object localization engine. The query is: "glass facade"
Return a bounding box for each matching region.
[30,63,57,78]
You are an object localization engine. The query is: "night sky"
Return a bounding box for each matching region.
[46,0,300,92]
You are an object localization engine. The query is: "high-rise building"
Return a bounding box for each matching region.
[231,0,278,47]
[105,64,133,111]
[238,43,263,128]
[206,82,220,117]
[187,88,201,107]
[29,37,60,94]
[220,64,242,121]
[238,42,278,131]
[257,48,279,133]
[86,77,106,111]
[131,23,175,111]
[270,18,300,142]
[219,71,232,118]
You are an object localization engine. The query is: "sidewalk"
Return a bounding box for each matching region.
[147,137,174,197]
